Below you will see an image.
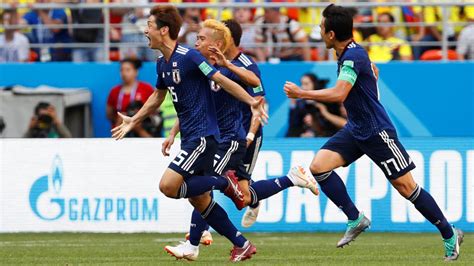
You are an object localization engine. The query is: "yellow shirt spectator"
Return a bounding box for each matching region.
[367,12,412,62]
[366,34,412,62]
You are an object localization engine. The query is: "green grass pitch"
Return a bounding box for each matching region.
[0,232,472,265]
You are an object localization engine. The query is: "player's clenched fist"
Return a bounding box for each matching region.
[284,81,302,99]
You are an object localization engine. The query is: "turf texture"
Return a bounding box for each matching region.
[0,232,472,265]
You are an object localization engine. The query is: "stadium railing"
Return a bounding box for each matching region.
[1,1,473,62]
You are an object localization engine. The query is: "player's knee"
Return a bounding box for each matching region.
[159,180,179,198]
[392,180,416,198]
[310,161,326,176]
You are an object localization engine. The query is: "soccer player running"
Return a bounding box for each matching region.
[284,4,463,261]
[163,19,319,261]
[111,5,267,261]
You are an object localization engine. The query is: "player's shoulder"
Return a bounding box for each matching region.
[236,53,255,68]
[176,44,191,56]
[342,42,369,62]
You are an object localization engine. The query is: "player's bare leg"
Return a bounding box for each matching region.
[310,149,370,248]
[390,172,463,261]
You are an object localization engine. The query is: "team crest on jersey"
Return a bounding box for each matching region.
[172,69,181,84]
[210,80,221,92]
[172,62,177,67]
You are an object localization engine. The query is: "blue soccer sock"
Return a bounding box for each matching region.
[249,176,293,205]
[201,200,247,247]
[189,209,209,246]
[177,175,228,198]
[408,184,453,239]
[314,171,360,221]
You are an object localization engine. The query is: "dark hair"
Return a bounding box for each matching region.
[378,12,395,23]
[150,5,183,40]
[322,4,353,42]
[120,58,142,70]
[302,73,329,90]
[34,102,50,115]
[222,19,243,47]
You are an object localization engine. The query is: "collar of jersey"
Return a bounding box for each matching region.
[164,42,180,63]
[337,39,355,61]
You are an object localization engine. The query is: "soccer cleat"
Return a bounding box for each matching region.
[164,240,199,261]
[337,213,371,248]
[287,166,319,196]
[223,170,246,210]
[185,230,213,246]
[444,226,464,261]
[229,241,257,262]
[241,205,260,228]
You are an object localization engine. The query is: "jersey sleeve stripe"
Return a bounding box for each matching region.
[240,54,252,64]
[177,45,189,52]
[239,54,253,67]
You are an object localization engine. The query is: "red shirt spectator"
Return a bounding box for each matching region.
[106,58,154,127]
[107,81,154,113]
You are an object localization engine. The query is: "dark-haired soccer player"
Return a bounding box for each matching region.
[284,4,463,261]
[163,19,318,262]
[111,5,267,261]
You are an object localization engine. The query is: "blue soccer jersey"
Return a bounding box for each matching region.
[156,45,220,142]
[236,53,265,136]
[337,41,395,140]
[210,53,261,142]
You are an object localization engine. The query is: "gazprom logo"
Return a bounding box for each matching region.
[29,155,159,222]
[29,156,65,220]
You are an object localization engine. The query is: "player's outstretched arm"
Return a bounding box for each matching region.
[208,46,261,87]
[284,80,353,103]
[211,72,268,124]
[111,89,167,140]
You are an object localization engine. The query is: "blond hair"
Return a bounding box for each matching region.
[202,19,232,53]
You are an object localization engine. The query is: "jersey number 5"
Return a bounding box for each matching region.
[168,86,178,102]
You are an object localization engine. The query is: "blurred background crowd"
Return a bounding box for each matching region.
[1,0,474,63]
[0,0,473,139]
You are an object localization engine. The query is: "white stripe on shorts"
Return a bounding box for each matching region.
[379,131,408,168]
[215,141,239,175]
[182,137,206,171]
[246,136,262,175]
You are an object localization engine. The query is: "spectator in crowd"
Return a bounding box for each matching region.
[286,73,346,137]
[120,0,157,61]
[413,4,463,59]
[254,7,311,62]
[24,102,72,138]
[106,58,159,137]
[0,9,30,62]
[366,12,412,62]
[21,0,72,62]
[457,7,474,60]
[69,0,104,62]
[178,6,202,47]
[233,5,258,57]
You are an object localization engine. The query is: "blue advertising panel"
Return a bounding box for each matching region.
[0,62,473,138]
